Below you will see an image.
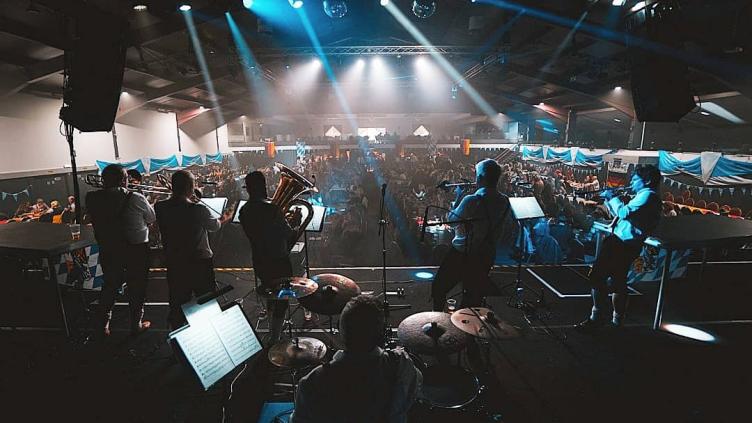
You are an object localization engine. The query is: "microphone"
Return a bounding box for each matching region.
[381,183,387,196]
[436,180,450,190]
[199,180,218,185]
[420,206,430,242]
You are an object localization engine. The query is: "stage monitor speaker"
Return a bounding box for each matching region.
[60,9,127,132]
[628,3,696,122]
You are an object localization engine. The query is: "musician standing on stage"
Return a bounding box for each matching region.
[576,165,661,331]
[86,164,155,338]
[155,170,230,329]
[432,159,509,310]
[238,171,301,344]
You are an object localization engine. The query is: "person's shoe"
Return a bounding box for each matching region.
[574,318,606,333]
[130,320,151,336]
[611,314,624,328]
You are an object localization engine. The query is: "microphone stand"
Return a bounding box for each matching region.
[378,183,411,344]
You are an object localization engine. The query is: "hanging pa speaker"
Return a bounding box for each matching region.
[627,2,696,122]
[60,9,127,132]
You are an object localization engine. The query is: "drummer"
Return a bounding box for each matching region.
[291,295,422,423]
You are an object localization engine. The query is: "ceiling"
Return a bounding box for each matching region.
[0,0,750,141]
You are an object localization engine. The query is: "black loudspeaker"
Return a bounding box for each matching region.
[60,9,127,132]
[628,3,696,122]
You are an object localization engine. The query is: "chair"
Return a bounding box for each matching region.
[730,207,743,217]
[707,202,720,213]
[663,192,675,202]
[721,205,732,213]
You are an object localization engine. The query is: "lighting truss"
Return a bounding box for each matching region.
[253,45,483,58]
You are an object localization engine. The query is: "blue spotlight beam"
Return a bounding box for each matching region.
[296,7,421,262]
[384,2,506,128]
[182,10,224,125]
[478,0,752,77]
[226,13,278,115]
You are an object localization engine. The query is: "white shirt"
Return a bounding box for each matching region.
[448,187,509,255]
[122,192,156,244]
[606,187,661,242]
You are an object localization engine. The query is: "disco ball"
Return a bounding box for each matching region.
[412,0,436,19]
[323,0,348,19]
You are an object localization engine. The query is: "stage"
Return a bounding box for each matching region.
[1,262,752,422]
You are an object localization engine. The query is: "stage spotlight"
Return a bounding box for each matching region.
[288,0,304,9]
[178,2,192,12]
[614,86,623,91]
[631,1,647,12]
[323,0,347,18]
[612,0,626,6]
[663,324,716,343]
[311,57,322,68]
[242,0,253,9]
[132,3,148,11]
[356,58,365,67]
[414,271,434,280]
[380,0,390,6]
[412,0,436,18]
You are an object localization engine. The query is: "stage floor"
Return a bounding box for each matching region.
[1,262,751,422]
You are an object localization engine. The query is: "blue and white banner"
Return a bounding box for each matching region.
[54,245,104,291]
[628,247,690,284]
[205,152,223,164]
[659,150,752,186]
[96,159,146,175]
[181,154,204,167]
[148,155,180,173]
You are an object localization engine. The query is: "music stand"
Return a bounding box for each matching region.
[507,197,545,313]
[200,197,228,219]
[168,300,263,391]
[289,203,327,277]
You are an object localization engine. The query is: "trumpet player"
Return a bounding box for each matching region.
[575,165,662,331]
[86,164,155,339]
[239,171,302,344]
[155,170,231,329]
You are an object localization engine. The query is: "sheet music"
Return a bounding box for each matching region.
[210,305,262,365]
[182,299,222,326]
[172,322,236,390]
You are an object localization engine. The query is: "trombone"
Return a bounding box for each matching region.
[85,174,172,195]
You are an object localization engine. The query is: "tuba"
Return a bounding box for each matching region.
[271,163,317,243]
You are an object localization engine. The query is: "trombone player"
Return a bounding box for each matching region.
[239,170,303,345]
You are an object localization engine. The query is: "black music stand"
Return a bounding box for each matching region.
[506,197,545,313]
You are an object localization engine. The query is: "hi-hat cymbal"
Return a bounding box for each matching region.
[397,311,469,355]
[268,337,327,369]
[450,307,520,340]
[299,273,361,315]
[259,277,318,299]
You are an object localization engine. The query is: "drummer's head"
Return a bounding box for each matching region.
[245,171,267,199]
[475,159,501,189]
[340,295,384,354]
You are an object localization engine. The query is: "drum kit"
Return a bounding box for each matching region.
[263,271,520,415]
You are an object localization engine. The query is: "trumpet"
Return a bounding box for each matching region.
[271,163,317,243]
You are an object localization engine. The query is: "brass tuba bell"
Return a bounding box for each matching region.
[270,163,317,243]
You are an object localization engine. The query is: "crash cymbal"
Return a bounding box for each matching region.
[259,277,318,299]
[299,273,361,315]
[450,307,520,340]
[397,311,469,355]
[268,337,327,369]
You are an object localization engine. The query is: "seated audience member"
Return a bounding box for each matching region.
[14,201,31,217]
[684,198,695,207]
[31,198,49,214]
[291,295,422,423]
[663,192,674,202]
[695,199,706,209]
[707,202,720,213]
[730,207,742,217]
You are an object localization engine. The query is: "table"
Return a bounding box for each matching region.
[0,222,96,336]
[595,215,752,330]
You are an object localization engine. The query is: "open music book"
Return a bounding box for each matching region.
[169,301,262,390]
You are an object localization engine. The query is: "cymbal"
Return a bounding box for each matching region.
[397,311,469,355]
[299,273,361,315]
[450,307,520,340]
[259,277,318,299]
[268,337,327,369]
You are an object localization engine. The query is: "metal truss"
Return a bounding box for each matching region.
[254,45,484,57]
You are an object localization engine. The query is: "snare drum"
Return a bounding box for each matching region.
[418,364,481,410]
